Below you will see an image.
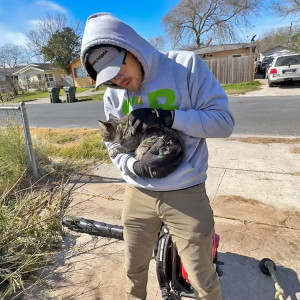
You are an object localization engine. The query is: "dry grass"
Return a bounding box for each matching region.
[291,147,300,154]
[0,125,85,299]
[232,137,300,144]
[31,127,110,162]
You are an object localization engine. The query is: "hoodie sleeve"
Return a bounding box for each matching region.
[171,53,235,138]
[103,92,137,176]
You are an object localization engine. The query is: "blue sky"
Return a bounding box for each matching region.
[0,0,296,48]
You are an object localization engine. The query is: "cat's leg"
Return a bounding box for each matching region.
[120,136,140,153]
[109,146,127,158]
[135,136,161,160]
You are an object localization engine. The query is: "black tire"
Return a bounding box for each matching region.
[268,80,274,87]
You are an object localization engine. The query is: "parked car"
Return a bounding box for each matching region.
[267,54,300,87]
[260,56,275,77]
[254,59,262,73]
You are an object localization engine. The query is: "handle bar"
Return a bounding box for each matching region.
[62,216,124,240]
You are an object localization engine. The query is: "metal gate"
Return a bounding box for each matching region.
[0,102,38,178]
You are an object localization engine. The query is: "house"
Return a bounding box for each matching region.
[194,43,257,59]
[13,63,64,91]
[259,46,296,61]
[67,58,95,87]
[0,66,23,93]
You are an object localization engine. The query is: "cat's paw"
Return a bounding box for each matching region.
[109,148,121,158]
[159,140,182,157]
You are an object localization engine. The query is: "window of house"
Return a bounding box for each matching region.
[45,74,54,82]
[44,74,55,87]
[75,67,88,77]
[232,54,242,57]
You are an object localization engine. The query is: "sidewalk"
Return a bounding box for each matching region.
[24,136,300,300]
[25,88,105,104]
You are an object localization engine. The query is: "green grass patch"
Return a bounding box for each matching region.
[221,80,261,95]
[77,92,104,102]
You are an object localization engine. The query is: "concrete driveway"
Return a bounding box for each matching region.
[242,78,300,97]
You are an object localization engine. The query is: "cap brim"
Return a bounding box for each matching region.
[95,65,121,88]
[94,49,126,88]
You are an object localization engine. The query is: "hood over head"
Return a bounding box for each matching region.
[81,13,159,88]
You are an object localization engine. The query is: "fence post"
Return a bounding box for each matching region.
[20,102,39,179]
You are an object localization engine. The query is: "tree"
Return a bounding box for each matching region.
[257,24,300,53]
[41,27,81,71]
[148,36,166,51]
[272,0,300,18]
[26,13,82,61]
[0,43,28,95]
[162,0,262,49]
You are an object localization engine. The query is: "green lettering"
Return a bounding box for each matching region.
[148,89,178,110]
[122,96,144,115]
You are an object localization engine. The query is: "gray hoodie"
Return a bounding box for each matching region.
[81,13,235,191]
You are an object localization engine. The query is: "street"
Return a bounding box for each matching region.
[25,95,300,136]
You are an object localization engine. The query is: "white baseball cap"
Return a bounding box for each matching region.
[87,46,126,88]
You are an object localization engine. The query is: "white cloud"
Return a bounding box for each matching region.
[36,0,68,14]
[28,19,41,28]
[0,27,28,46]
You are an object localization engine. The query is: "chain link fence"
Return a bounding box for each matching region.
[0,102,38,178]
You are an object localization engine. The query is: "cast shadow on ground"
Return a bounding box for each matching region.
[22,232,122,299]
[21,235,300,299]
[219,252,300,300]
[278,82,300,89]
[67,173,125,193]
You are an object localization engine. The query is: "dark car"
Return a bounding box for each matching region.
[260,56,275,77]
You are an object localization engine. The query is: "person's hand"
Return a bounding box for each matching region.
[129,108,174,134]
[133,138,182,178]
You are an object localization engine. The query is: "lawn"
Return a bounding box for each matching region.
[221,80,261,95]
[6,87,107,103]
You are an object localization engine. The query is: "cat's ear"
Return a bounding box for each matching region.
[98,120,109,128]
[108,114,118,120]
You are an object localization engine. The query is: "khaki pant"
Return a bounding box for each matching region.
[122,183,221,300]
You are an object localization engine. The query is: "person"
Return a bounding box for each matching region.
[81,12,234,300]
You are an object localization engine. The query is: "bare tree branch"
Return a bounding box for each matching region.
[272,0,300,18]
[25,13,83,60]
[162,0,262,49]
[0,43,29,95]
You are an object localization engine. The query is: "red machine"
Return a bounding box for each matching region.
[62,216,223,300]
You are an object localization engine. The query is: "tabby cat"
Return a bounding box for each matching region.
[98,114,184,163]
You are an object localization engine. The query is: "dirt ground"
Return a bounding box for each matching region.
[22,175,300,300]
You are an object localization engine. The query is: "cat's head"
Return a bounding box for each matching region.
[98,114,120,142]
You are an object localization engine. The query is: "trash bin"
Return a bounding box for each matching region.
[48,87,61,103]
[63,86,77,103]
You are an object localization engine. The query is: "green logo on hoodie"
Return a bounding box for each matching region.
[122,88,178,115]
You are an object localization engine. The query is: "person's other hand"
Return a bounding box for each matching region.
[129,108,174,134]
[133,138,181,178]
